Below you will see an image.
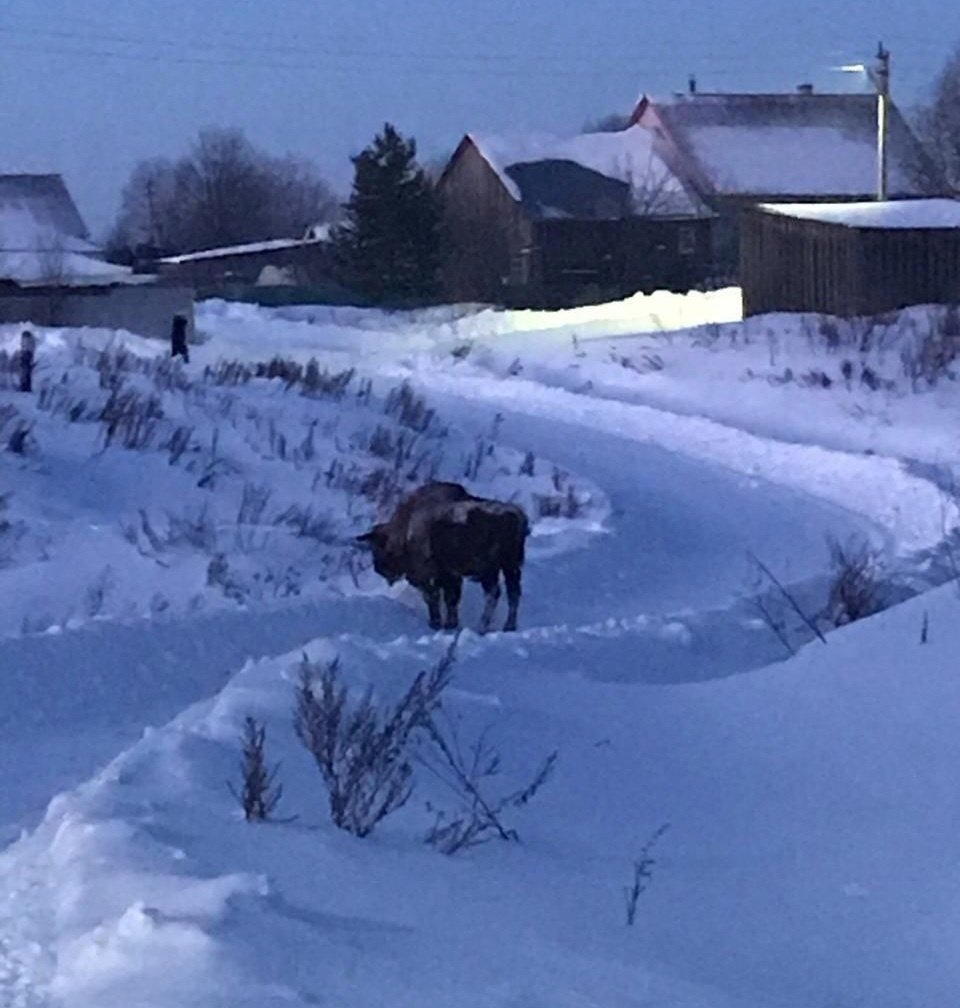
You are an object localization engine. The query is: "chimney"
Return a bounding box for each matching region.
[688,74,697,95]
[797,83,814,95]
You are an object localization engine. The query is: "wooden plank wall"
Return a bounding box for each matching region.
[742,208,960,318]
[437,142,531,302]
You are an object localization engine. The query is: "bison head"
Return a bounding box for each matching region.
[355,524,406,585]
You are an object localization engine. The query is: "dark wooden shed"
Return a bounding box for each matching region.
[741,200,960,318]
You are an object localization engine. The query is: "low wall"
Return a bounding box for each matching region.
[0,283,195,340]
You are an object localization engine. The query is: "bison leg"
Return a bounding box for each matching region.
[502,566,522,632]
[478,571,502,634]
[439,573,462,631]
[422,584,443,631]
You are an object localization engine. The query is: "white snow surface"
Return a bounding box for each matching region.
[468,127,698,214]
[2,289,960,1006]
[761,197,960,228]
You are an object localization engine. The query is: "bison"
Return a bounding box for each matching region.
[356,481,529,633]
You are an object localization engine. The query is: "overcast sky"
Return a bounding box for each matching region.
[1,0,956,237]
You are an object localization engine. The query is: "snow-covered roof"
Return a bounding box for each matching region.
[0,203,130,283]
[0,206,99,257]
[159,233,328,265]
[0,249,133,284]
[0,174,90,242]
[640,93,940,198]
[760,199,960,229]
[467,126,701,217]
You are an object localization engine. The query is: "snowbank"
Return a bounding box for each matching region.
[4,575,960,1007]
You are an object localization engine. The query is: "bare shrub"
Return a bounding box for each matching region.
[162,424,194,465]
[148,355,191,393]
[256,356,302,387]
[901,306,960,389]
[748,552,826,650]
[235,482,271,550]
[7,421,33,455]
[293,648,454,838]
[98,386,163,450]
[818,316,842,351]
[273,503,334,543]
[463,436,493,480]
[138,508,166,554]
[799,368,832,389]
[385,381,437,433]
[204,359,253,386]
[367,424,396,460]
[0,493,26,565]
[228,716,284,822]
[536,480,585,520]
[207,552,247,602]
[166,504,218,553]
[302,361,354,399]
[609,349,663,373]
[624,823,671,926]
[420,716,557,855]
[824,535,885,626]
[294,421,317,464]
[83,565,117,618]
[95,346,136,389]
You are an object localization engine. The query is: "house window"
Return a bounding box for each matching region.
[678,225,696,255]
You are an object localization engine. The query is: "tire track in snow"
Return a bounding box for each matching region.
[396,365,956,557]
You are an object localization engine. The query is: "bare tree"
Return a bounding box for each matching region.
[912,44,960,194]
[623,154,695,216]
[109,127,338,258]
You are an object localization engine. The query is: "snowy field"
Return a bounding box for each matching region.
[2,289,960,1006]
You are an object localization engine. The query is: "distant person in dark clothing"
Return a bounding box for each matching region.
[19,330,35,393]
[170,314,190,363]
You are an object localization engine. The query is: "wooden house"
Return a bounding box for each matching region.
[153,224,341,301]
[437,127,714,307]
[0,174,194,340]
[740,200,960,317]
[632,89,945,276]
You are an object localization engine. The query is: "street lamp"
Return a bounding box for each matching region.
[839,43,891,201]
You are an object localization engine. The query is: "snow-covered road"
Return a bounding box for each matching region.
[0,376,875,847]
[4,293,960,1008]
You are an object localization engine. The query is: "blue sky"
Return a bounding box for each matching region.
[0,0,956,236]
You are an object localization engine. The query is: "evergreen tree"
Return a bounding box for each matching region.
[333,124,443,304]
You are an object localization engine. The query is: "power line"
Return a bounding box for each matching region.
[0,38,753,81]
[0,22,814,73]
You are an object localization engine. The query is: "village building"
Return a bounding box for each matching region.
[152,223,343,302]
[0,174,193,339]
[437,126,714,307]
[631,88,945,276]
[741,199,960,317]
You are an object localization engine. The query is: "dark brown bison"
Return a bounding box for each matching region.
[356,481,529,633]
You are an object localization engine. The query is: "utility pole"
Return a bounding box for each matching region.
[871,42,891,201]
